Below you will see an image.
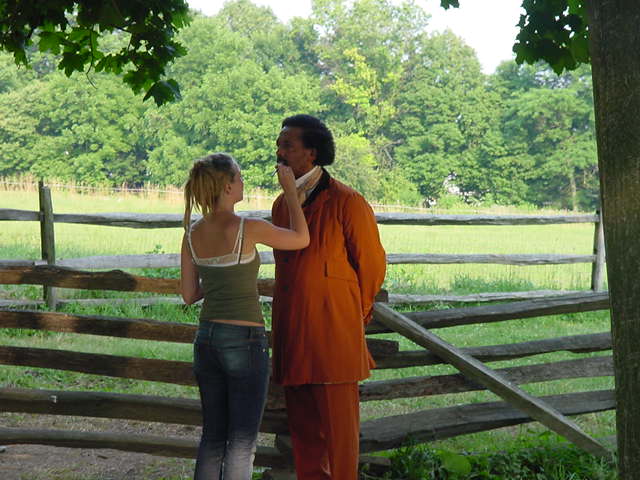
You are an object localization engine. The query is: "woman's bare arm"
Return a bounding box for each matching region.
[180,234,204,304]
[248,217,309,250]
[249,164,309,250]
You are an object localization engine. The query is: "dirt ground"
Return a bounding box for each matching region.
[0,413,199,480]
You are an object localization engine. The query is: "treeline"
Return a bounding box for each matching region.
[0,0,598,210]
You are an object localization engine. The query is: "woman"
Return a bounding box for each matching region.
[180,153,309,480]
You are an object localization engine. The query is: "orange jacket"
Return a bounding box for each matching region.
[271,174,386,385]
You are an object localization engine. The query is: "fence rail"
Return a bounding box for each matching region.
[359,390,615,453]
[0,253,597,271]
[0,307,615,468]
[0,207,600,227]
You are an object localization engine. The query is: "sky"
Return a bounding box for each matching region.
[186,0,525,74]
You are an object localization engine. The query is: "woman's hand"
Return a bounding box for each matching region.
[277,163,297,195]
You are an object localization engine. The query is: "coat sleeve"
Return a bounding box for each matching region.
[271,194,285,227]
[342,193,386,324]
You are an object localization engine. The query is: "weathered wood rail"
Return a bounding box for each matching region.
[0,389,614,463]
[374,303,610,457]
[40,252,595,270]
[0,208,600,227]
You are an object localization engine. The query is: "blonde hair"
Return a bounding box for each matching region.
[183,153,237,229]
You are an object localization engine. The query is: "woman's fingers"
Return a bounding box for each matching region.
[277,164,296,191]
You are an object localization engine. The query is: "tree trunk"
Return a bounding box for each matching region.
[585,1,640,476]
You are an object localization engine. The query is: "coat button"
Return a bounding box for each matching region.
[283,285,289,292]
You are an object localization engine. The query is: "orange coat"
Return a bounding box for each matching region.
[271,174,386,385]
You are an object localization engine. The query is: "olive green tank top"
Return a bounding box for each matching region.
[188,218,263,324]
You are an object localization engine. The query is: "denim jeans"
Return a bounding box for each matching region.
[193,322,269,480]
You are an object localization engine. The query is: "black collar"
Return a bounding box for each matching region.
[302,168,331,208]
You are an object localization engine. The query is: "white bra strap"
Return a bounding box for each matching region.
[231,219,242,253]
[186,227,199,262]
[235,218,245,264]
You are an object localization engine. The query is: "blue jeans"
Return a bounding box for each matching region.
[193,322,269,480]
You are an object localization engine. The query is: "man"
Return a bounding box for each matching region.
[270,114,387,479]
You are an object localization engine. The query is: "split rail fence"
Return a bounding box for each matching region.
[0,183,614,474]
[0,182,606,309]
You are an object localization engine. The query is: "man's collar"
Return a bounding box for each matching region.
[295,166,320,188]
[302,168,331,208]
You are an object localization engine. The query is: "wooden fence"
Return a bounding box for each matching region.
[0,184,614,475]
[0,266,615,472]
[0,182,606,309]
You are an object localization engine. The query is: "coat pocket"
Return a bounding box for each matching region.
[324,259,358,283]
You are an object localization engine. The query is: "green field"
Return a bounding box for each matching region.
[0,186,599,293]
[0,186,614,467]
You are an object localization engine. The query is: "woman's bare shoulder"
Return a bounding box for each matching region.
[243,217,271,232]
[188,217,206,231]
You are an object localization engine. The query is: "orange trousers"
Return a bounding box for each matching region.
[284,383,360,480]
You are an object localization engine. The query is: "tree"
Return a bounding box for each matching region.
[0,70,150,184]
[499,76,596,210]
[216,0,308,75]
[308,0,496,204]
[310,0,429,146]
[391,30,490,201]
[144,20,324,189]
[584,3,640,477]
[0,0,190,105]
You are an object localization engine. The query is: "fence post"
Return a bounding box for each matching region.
[38,180,57,309]
[591,210,606,291]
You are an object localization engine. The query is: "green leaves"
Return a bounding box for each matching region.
[60,51,90,76]
[38,32,64,55]
[440,0,460,8]
[0,0,191,106]
[388,441,615,480]
[0,0,599,208]
[94,54,125,75]
[495,63,597,210]
[143,79,182,107]
[512,0,589,74]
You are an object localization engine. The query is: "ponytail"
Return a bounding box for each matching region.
[183,153,237,229]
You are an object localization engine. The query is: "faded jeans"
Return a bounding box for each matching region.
[193,322,269,480]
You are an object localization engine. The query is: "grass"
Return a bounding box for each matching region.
[375,437,616,480]
[0,186,616,477]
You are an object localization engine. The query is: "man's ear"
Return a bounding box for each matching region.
[310,148,318,164]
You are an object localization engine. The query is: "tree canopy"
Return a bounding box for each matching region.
[0,0,599,210]
[0,0,190,105]
[441,0,589,75]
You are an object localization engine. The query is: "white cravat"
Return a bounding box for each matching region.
[295,166,320,188]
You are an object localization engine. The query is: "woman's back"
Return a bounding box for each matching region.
[187,215,263,325]
[189,213,255,261]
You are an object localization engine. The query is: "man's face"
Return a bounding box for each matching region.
[276,126,316,179]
